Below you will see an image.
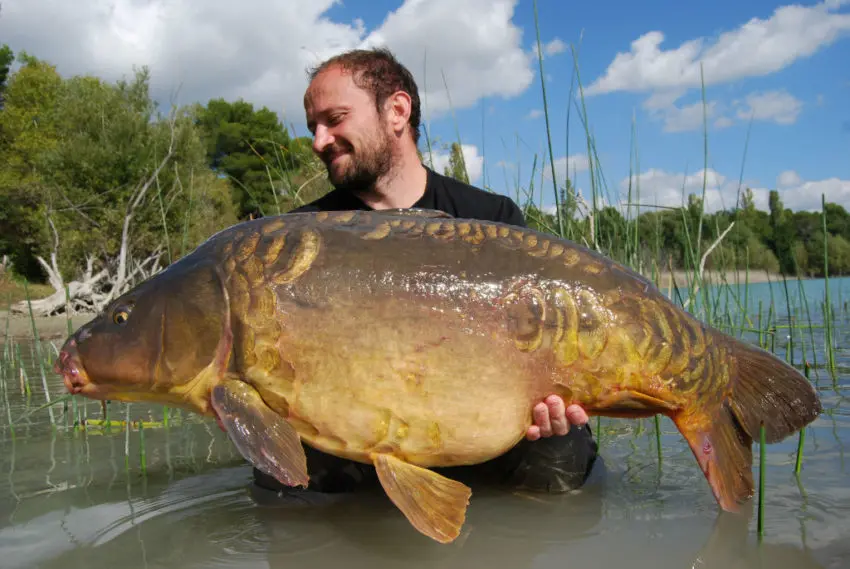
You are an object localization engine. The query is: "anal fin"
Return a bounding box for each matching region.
[673,402,754,512]
[372,453,471,544]
[211,378,309,488]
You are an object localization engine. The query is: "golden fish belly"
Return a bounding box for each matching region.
[248,290,556,468]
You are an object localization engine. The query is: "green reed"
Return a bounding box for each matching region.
[795,363,811,475]
[23,282,55,427]
[823,194,837,376]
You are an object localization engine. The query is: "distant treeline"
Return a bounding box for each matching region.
[523,186,849,280]
[1,46,847,288]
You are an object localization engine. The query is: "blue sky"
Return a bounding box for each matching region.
[2,0,848,214]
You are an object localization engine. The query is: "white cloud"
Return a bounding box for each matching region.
[0,0,534,124]
[355,0,534,114]
[541,154,591,183]
[643,88,803,133]
[532,38,567,58]
[734,90,803,124]
[427,143,484,183]
[586,1,850,96]
[654,100,718,133]
[526,109,543,119]
[618,168,733,212]
[783,177,850,211]
[617,167,850,214]
[585,1,848,134]
[778,170,803,187]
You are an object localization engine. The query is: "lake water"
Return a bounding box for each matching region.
[0,276,848,569]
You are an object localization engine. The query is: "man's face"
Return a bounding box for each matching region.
[304,65,394,191]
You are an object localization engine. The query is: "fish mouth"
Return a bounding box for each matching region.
[54,338,98,398]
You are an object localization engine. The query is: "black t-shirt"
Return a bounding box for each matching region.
[291,167,526,228]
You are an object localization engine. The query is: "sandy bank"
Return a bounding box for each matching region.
[2,311,94,341]
[650,269,785,287]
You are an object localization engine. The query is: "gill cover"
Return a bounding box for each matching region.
[74,259,229,394]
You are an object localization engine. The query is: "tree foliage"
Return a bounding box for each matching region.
[0,54,238,283]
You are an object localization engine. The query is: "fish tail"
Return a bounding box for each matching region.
[673,338,821,512]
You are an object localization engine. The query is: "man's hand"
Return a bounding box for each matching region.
[526,395,589,441]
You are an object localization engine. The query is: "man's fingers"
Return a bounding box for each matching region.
[532,402,552,437]
[526,425,541,441]
[545,395,569,436]
[566,403,589,426]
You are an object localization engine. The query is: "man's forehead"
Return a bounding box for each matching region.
[306,66,356,98]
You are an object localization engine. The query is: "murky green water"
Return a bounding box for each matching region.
[0,277,848,568]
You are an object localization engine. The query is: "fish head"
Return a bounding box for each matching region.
[54,259,230,414]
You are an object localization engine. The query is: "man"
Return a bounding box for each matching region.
[253,47,598,496]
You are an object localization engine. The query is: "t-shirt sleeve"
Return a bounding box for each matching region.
[497,197,527,228]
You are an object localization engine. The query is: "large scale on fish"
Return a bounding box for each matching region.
[54,208,821,544]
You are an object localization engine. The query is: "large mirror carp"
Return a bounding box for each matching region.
[54,209,821,543]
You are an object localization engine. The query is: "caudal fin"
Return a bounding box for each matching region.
[674,338,821,512]
[725,339,821,443]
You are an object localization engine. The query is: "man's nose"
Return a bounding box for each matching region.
[312,126,333,154]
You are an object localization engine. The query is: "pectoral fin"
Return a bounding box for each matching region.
[372,453,472,544]
[211,379,309,488]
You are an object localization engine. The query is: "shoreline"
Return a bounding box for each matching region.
[1,268,812,342]
[646,269,787,288]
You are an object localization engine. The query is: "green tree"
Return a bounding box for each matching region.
[443,142,469,184]
[0,44,14,109]
[768,190,797,274]
[193,98,303,219]
[0,56,237,284]
[0,52,63,278]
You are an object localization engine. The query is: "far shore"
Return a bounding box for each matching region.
[0,268,816,342]
[646,269,787,288]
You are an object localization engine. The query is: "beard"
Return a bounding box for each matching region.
[323,128,394,193]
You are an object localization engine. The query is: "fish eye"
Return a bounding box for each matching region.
[112,303,134,325]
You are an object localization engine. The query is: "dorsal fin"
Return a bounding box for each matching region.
[375,208,454,219]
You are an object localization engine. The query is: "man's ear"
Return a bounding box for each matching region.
[385,90,412,134]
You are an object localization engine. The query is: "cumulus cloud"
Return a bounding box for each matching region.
[0,0,534,123]
[427,144,484,183]
[586,1,849,132]
[616,167,850,214]
[778,170,803,187]
[734,90,804,124]
[774,170,850,211]
[617,168,737,212]
[531,38,568,58]
[541,154,591,183]
[714,116,734,129]
[586,1,850,96]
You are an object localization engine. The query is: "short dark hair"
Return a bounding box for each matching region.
[308,47,422,145]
